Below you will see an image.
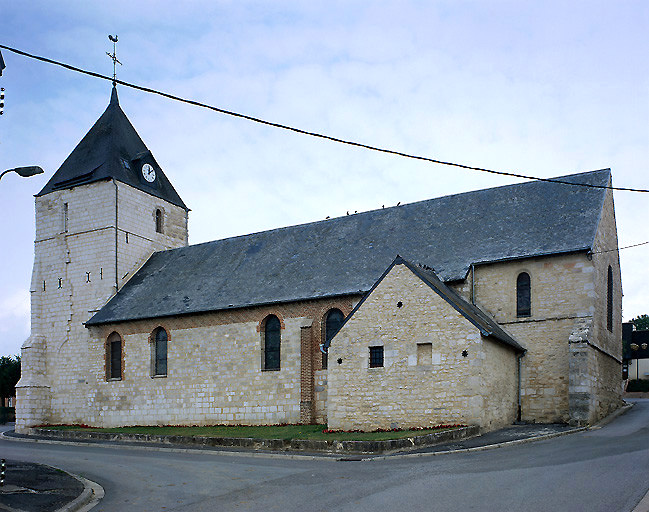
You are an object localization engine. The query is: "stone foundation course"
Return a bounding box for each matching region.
[29,425,480,454]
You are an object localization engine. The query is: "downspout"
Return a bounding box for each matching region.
[113,179,119,292]
[471,263,475,305]
[517,353,524,422]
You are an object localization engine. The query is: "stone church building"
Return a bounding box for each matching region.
[16,87,624,434]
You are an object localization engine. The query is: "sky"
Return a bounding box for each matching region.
[0,1,647,357]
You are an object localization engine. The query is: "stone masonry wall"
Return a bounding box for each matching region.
[569,185,623,423]
[64,296,354,427]
[17,181,188,433]
[462,253,596,423]
[327,264,519,431]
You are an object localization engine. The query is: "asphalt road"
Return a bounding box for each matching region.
[1,400,648,512]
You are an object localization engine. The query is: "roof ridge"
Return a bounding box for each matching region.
[167,168,611,252]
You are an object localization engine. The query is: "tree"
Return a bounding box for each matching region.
[0,355,21,400]
[631,314,649,331]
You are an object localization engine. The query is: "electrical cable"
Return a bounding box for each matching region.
[1,43,648,193]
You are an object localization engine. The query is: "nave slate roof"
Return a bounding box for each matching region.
[86,169,611,326]
[37,86,187,209]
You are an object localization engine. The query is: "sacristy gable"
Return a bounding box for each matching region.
[330,256,524,355]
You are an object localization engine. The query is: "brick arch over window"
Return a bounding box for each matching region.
[321,308,344,369]
[607,265,613,332]
[261,314,282,371]
[150,326,170,377]
[516,272,531,317]
[105,331,123,381]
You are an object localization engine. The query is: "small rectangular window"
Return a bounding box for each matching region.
[369,346,384,368]
[63,203,69,233]
[417,343,432,365]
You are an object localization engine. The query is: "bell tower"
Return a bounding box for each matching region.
[16,86,189,432]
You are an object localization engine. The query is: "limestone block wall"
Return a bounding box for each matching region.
[463,253,595,423]
[54,297,354,427]
[575,186,623,423]
[313,370,327,424]
[589,186,622,358]
[327,264,519,431]
[17,180,189,433]
[15,335,51,430]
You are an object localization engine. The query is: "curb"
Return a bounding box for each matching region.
[633,488,649,512]
[39,463,104,512]
[16,425,481,456]
[372,426,588,460]
[589,402,634,430]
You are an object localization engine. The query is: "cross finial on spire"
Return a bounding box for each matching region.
[106,34,121,85]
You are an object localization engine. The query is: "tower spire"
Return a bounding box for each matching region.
[106,34,121,85]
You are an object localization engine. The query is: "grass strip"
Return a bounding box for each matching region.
[44,424,462,441]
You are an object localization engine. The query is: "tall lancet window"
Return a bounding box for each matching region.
[607,266,613,332]
[155,208,164,234]
[106,332,123,380]
[152,327,168,376]
[516,272,531,317]
[323,309,344,369]
[263,315,281,371]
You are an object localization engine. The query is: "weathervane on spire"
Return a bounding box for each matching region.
[106,35,121,85]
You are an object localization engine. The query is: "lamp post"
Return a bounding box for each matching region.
[0,166,44,181]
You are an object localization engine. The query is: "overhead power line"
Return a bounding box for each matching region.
[1,43,648,194]
[592,240,649,255]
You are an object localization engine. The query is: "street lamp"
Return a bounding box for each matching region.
[0,166,44,181]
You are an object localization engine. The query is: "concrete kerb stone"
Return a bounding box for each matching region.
[374,426,589,461]
[53,468,104,512]
[588,401,634,430]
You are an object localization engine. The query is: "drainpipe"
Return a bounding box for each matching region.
[471,263,475,305]
[517,353,524,422]
[113,179,119,292]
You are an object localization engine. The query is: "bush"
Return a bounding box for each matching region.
[0,407,15,424]
[627,379,649,392]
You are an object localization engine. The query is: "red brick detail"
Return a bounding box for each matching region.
[300,325,314,424]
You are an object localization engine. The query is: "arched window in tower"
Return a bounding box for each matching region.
[323,308,344,369]
[607,265,613,332]
[155,208,164,234]
[106,332,123,380]
[263,315,281,371]
[152,327,168,376]
[516,272,531,317]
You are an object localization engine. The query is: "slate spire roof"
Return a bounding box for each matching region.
[37,86,187,209]
[86,168,612,326]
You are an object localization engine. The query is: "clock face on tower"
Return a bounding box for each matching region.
[142,163,156,183]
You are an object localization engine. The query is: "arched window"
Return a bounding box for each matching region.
[516,272,531,317]
[607,265,613,332]
[106,332,122,380]
[322,309,344,369]
[153,327,168,376]
[155,209,164,233]
[263,315,281,371]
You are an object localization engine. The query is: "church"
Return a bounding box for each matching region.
[15,87,624,434]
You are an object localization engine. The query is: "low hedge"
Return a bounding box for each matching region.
[627,379,649,392]
[0,407,15,424]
